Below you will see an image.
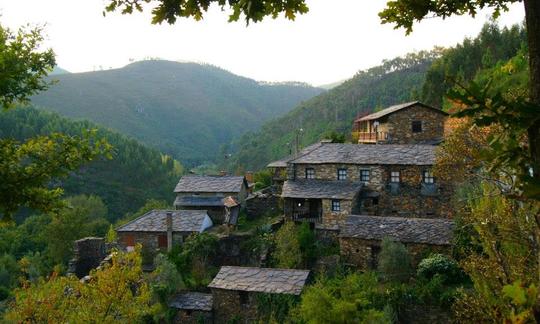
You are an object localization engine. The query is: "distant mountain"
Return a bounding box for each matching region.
[0,106,181,222]
[318,79,346,90]
[50,66,70,75]
[31,60,323,166]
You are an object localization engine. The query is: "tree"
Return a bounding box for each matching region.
[0,25,55,109]
[4,247,153,323]
[273,221,302,269]
[380,0,540,195]
[0,131,111,221]
[104,0,309,24]
[0,23,112,221]
[43,195,110,266]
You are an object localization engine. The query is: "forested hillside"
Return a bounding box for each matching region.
[228,23,527,172]
[0,107,181,221]
[31,61,323,166]
[227,51,437,171]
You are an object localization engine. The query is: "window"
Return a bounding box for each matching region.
[423,170,435,184]
[305,168,315,179]
[239,291,249,306]
[360,169,370,182]
[390,171,400,183]
[412,120,422,133]
[331,200,341,212]
[158,234,168,248]
[337,168,347,180]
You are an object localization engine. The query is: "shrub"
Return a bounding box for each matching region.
[377,238,413,283]
[273,222,302,269]
[417,253,465,284]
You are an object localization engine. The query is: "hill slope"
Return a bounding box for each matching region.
[228,51,437,171]
[31,61,323,166]
[228,23,527,172]
[0,107,182,221]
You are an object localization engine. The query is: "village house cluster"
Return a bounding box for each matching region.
[108,101,456,322]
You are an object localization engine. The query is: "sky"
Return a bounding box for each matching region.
[0,0,526,86]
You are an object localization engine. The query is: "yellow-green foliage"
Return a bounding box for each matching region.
[273,222,302,269]
[5,246,153,323]
[453,184,540,322]
[294,272,390,324]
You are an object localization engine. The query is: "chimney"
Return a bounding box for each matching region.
[166,212,173,252]
[245,171,254,184]
[220,170,227,176]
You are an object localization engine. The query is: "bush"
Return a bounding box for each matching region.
[417,253,465,284]
[273,222,302,269]
[377,238,413,283]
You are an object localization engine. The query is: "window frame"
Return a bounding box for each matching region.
[423,170,435,184]
[359,169,370,182]
[390,171,401,183]
[337,168,347,180]
[331,200,341,212]
[412,120,423,133]
[305,167,315,179]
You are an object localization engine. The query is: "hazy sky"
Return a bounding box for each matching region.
[1,1,526,85]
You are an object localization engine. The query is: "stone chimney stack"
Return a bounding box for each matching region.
[166,212,173,252]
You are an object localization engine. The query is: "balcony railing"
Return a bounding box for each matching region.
[292,211,322,223]
[354,131,387,143]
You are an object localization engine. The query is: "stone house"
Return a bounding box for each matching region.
[208,266,310,323]
[353,101,448,144]
[339,215,454,269]
[174,175,248,224]
[169,292,213,324]
[271,143,453,232]
[116,209,213,252]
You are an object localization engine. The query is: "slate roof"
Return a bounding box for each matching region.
[267,142,325,168]
[168,292,213,311]
[282,180,362,199]
[116,209,208,233]
[290,143,436,165]
[174,196,226,207]
[208,266,310,295]
[355,101,448,122]
[340,215,454,245]
[174,175,246,193]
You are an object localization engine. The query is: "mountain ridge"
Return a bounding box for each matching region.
[31,60,324,166]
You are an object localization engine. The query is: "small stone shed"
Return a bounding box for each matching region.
[169,292,213,324]
[339,215,454,269]
[116,209,213,252]
[208,266,310,323]
[174,175,248,224]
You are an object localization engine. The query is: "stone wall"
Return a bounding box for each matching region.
[211,288,258,323]
[321,198,354,228]
[173,310,213,324]
[339,237,451,269]
[289,163,453,219]
[180,205,226,224]
[246,187,281,220]
[384,104,446,144]
[68,237,107,278]
[376,165,454,218]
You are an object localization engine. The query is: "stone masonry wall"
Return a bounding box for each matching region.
[291,163,453,219]
[246,187,281,220]
[377,165,454,218]
[173,310,213,324]
[211,288,258,323]
[69,237,107,278]
[340,237,451,270]
[384,104,446,144]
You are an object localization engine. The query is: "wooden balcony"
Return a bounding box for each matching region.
[292,211,322,223]
[354,131,387,143]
